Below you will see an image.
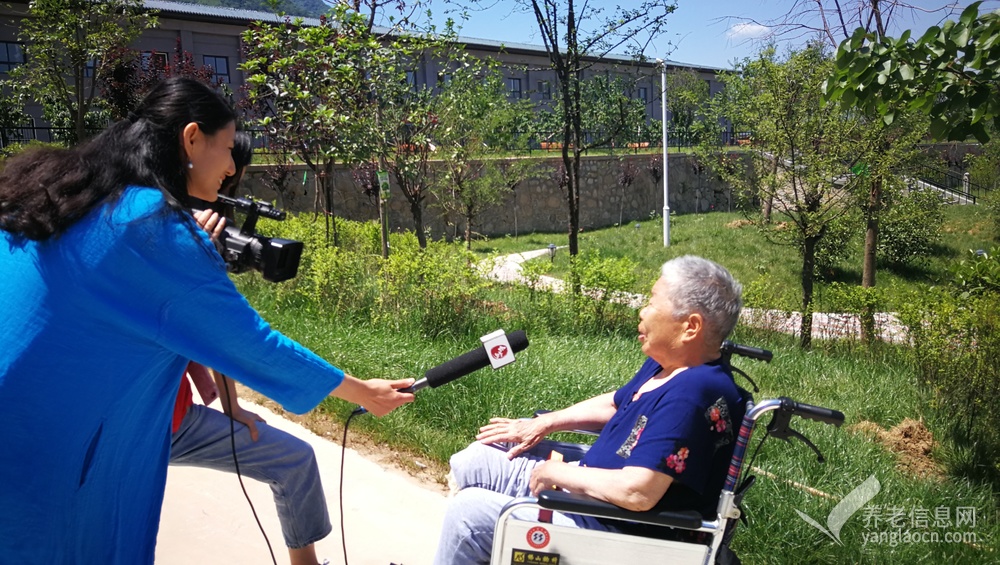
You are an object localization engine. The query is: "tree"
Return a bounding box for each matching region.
[739,0,949,328]
[824,2,1000,143]
[577,74,649,151]
[241,6,387,245]
[665,68,709,146]
[12,0,156,143]
[99,39,217,121]
[381,89,440,249]
[616,158,638,228]
[452,0,676,257]
[432,61,536,248]
[703,46,866,348]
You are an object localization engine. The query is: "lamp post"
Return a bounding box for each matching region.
[657,58,670,247]
[547,243,556,262]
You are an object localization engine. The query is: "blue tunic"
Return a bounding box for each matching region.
[582,357,745,515]
[0,187,344,563]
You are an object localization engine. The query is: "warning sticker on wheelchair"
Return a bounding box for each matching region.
[525,525,550,548]
[511,548,560,564]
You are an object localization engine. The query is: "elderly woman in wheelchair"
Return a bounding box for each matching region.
[432,255,750,564]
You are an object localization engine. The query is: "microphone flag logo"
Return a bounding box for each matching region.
[480,329,516,369]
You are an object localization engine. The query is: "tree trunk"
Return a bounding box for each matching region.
[464,203,474,250]
[860,177,882,343]
[862,178,881,288]
[411,197,427,249]
[800,235,819,349]
[763,156,778,223]
[326,162,338,247]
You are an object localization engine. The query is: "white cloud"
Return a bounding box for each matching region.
[727,22,770,40]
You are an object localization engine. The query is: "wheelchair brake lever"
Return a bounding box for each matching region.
[786,427,826,463]
[766,409,826,463]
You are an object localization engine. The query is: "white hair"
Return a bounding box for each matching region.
[660,255,742,346]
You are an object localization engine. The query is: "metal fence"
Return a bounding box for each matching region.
[242,127,753,155]
[0,124,105,149]
[913,162,988,204]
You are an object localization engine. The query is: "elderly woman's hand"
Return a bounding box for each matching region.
[476,417,549,459]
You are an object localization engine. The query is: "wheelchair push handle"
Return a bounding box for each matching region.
[780,397,845,427]
[720,340,773,362]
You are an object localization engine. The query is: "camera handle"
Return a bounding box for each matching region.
[216,195,285,236]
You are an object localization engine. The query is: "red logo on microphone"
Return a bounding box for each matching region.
[490,344,508,360]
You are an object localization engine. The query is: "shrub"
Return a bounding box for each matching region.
[898,280,1000,481]
[876,187,944,266]
[950,247,1000,297]
[0,139,64,160]
[377,240,488,338]
[813,212,857,277]
[567,250,639,335]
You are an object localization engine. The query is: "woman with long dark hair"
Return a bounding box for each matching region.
[0,77,414,563]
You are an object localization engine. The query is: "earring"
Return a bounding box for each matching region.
[187,162,194,169]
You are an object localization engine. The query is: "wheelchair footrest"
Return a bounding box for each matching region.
[538,490,705,530]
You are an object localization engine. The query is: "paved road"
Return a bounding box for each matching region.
[156,399,448,565]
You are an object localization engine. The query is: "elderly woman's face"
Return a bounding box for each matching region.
[638,277,685,364]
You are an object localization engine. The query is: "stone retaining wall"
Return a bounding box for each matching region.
[239,153,740,239]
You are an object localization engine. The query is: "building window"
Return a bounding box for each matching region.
[0,41,25,73]
[507,78,522,99]
[637,87,648,103]
[537,80,551,100]
[140,51,168,71]
[84,58,97,78]
[203,55,230,84]
[438,72,452,86]
[405,70,417,89]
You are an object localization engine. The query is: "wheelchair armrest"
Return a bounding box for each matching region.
[538,490,705,530]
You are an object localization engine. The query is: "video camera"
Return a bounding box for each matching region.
[212,195,303,283]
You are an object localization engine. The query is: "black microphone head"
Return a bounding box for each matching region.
[424,330,529,388]
[507,330,529,352]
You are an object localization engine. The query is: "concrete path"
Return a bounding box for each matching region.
[480,248,909,343]
[156,399,447,565]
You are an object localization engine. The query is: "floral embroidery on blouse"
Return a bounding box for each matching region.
[705,396,734,451]
[665,446,690,474]
[616,415,648,458]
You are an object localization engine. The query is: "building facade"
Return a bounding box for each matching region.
[0,0,726,134]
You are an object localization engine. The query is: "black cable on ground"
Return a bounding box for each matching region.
[222,375,277,565]
[339,409,359,565]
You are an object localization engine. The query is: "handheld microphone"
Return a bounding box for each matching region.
[402,330,529,393]
[352,330,529,415]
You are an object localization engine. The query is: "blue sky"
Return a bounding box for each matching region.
[431,1,995,69]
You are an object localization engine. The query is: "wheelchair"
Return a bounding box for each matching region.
[489,341,845,565]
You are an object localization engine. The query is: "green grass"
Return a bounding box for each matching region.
[473,204,998,312]
[245,299,1000,561]
[235,204,1000,562]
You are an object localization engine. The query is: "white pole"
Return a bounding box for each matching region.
[658,59,670,247]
